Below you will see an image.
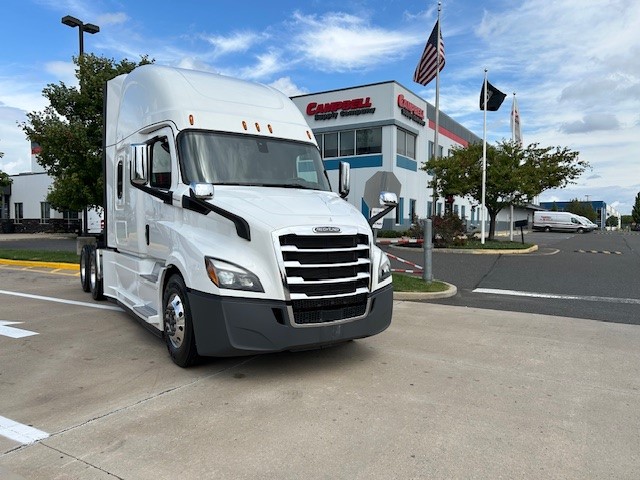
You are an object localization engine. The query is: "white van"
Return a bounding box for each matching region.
[532,211,592,233]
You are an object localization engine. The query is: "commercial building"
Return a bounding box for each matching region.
[291,81,481,230]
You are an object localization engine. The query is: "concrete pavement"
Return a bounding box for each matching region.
[1,277,639,479]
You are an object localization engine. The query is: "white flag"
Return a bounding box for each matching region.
[511,95,522,146]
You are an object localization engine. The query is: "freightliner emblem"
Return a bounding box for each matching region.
[313,226,341,234]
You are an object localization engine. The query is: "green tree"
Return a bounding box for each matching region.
[423,140,588,240]
[632,192,640,224]
[621,215,633,228]
[21,54,152,212]
[565,198,597,221]
[0,148,10,187]
[606,216,619,228]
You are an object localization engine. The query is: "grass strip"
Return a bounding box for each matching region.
[0,249,79,264]
[392,274,449,292]
[452,239,533,250]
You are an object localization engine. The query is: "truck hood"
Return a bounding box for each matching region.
[209,186,370,232]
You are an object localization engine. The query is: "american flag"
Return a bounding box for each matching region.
[413,20,445,86]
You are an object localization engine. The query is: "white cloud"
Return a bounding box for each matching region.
[269,77,308,97]
[97,12,129,26]
[44,61,77,86]
[203,31,263,58]
[290,11,419,71]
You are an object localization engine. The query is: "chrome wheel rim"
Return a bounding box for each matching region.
[165,292,185,349]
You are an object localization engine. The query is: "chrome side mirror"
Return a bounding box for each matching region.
[131,143,148,185]
[379,191,398,207]
[190,182,213,199]
[339,161,350,198]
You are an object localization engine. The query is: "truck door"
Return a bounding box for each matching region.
[143,128,177,259]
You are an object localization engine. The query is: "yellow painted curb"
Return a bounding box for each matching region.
[0,258,79,271]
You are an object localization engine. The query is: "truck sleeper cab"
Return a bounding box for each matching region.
[81,65,395,367]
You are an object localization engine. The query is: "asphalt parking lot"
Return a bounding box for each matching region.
[2,265,640,479]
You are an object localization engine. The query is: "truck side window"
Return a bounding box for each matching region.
[117,160,123,199]
[150,137,172,189]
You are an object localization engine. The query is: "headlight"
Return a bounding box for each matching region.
[379,252,391,282]
[205,257,264,292]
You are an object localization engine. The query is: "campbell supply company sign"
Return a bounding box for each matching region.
[397,94,425,126]
[306,97,376,121]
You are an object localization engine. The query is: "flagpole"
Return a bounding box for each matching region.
[481,69,487,244]
[509,92,516,241]
[431,1,442,217]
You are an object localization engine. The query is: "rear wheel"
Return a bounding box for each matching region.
[89,247,104,300]
[577,227,584,234]
[163,275,199,367]
[544,226,551,232]
[80,244,91,292]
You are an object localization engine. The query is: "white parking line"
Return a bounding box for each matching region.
[0,290,122,311]
[0,321,38,338]
[0,415,49,444]
[473,288,640,305]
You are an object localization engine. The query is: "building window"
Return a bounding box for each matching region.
[340,131,355,156]
[318,128,382,159]
[14,203,23,223]
[396,128,416,159]
[397,129,406,156]
[314,133,323,154]
[454,204,459,216]
[323,132,338,158]
[461,205,466,220]
[428,141,444,159]
[63,210,79,225]
[356,127,382,155]
[427,201,433,217]
[436,202,442,216]
[395,197,404,225]
[40,202,51,224]
[409,199,416,223]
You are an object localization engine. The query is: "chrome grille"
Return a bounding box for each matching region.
[279,233,371,325]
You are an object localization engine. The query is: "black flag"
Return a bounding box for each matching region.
[480,81,506,111]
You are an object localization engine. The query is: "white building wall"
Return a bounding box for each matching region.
[9,172,63,220]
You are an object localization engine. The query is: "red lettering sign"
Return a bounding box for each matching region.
[397,94,424,120]
[306,97,373,116]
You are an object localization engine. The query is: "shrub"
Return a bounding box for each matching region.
[431,213,466,247]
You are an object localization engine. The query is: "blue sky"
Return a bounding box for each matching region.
[1,0,639,214]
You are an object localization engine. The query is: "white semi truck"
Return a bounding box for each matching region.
[79,64,397,367]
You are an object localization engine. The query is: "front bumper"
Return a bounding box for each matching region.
[188,284,393,357]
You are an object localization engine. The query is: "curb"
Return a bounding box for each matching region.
[393,281,457,302]
[0,258,79,271]
[390,244,539,255]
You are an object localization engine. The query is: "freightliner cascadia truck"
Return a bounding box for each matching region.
[79,64,397,367]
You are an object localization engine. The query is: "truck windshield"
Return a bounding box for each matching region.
[178,131,331,191]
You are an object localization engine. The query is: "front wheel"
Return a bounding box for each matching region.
[544,226,551,232]
[163,275,199,367]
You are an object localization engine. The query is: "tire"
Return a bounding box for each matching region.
[577,227,584,234]
[80,244,91,292]
[89,247,104,300]
[163,275,199,367]
[544,226,551,232]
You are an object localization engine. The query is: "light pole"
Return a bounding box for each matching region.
[61,15,100,56]
[61,15,99,236]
